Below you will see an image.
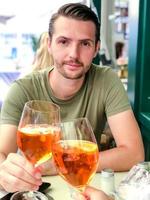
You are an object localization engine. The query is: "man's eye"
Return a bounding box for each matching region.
[59,40,68,45]
[81,41,91,47]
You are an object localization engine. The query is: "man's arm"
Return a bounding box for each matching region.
[0,125,17,190]
[97,110,144,172]
[0,125,18,161]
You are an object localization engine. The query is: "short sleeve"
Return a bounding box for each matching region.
[103,68,131,117]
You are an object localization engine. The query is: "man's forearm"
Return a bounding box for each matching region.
[97,146,144,172]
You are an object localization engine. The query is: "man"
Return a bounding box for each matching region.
[0,3,144,192]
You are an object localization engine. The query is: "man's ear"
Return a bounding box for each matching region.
[94,41,100,58]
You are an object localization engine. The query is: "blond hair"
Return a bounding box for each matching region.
[32,32,53,71]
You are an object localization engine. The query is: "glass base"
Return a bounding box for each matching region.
[10,191,48,200]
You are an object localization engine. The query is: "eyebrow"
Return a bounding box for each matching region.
[57,36,94,44]
[79,39,95,44]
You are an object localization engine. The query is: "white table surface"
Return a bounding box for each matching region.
[0,172,127,199]
[42,172,127,200]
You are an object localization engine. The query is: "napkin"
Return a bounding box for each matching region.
[116,163,150,200]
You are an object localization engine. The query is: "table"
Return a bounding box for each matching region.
[0,172,127,199]
[42,172,127,200]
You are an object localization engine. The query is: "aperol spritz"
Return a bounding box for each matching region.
[52,118,99,199]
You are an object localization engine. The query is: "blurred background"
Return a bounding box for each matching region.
[0,0,90,71]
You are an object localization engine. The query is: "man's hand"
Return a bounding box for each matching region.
[0,153,42,192]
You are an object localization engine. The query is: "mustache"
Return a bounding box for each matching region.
[63,59,83,65]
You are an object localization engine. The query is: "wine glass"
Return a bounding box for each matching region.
[11,100,61,200]
[52,118,99,199]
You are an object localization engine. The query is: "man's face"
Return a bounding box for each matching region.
[48,16,100,80]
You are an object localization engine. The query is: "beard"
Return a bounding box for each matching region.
[54,59,89,80]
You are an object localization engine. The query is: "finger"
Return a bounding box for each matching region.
[84,186,101,193]
[7,153,42,180]
[3,160,42,186]
[84,186,109,200]
[0,171,39,193]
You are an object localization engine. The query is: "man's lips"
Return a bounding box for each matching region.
[64,61,82,68]
[64,64,82,71]
[66,63,81,67]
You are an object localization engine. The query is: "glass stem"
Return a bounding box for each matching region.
[69,186,86,200]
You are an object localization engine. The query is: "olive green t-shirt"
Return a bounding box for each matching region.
[0,64,131,147]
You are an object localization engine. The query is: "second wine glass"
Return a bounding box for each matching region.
[52,118,99,199]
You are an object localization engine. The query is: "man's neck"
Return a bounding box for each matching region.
[49,69,85,100]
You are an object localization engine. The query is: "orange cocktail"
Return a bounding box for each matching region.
[52,140,99,189]
[17,125,60,165]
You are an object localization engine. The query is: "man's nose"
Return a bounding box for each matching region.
[69,44,79,59]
